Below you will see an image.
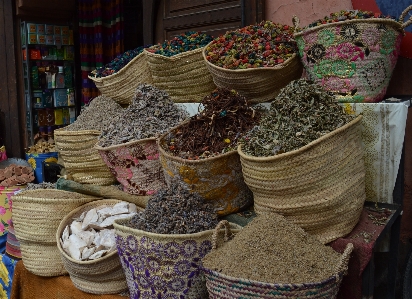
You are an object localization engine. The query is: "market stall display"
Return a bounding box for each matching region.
[145,32,216,103]
[203,21,303,103]
[293,9,410,102]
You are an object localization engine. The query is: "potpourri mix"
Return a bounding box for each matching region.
[162,88,260,160]
[205,20,297,69]
[146,31,213,57]
[240,79,355,157]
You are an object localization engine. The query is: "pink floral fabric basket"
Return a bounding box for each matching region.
[96,138,166,196]
[293,6,412,103]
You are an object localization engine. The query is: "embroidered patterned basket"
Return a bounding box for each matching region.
[95,138,166,196]
[145,48,216,103]
[202,43,303,104]
[88,51,153,106]
[54,128,117,186]
[157,128,253,216]
[113,217,241,299]
[293,6,412,103]
[202,221,353,299]
[238,115,365,244]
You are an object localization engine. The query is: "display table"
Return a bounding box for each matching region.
[11,261,126,299]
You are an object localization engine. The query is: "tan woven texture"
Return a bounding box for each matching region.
[202,43,303,104]
[238,115,365,244]
[158,130,253,216]
[145,48,216,103]
[56,200,134,294]
[54,128,117,186]
[12,189,100,276]
[88,51,153,105]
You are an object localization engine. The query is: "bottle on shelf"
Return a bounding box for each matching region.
[55,66,65,88]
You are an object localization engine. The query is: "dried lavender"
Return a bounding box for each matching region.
[64,95,123,131]
[98,84,188,147]
[240,79,355,157]
[127,180,218,234]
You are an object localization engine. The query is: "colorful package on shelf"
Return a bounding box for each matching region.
[69,108,76,124]
[37,34,46,45]
[27,23,36,34]
[54,26,61,35]
[46,35,54,45]
[42,90,53,108]
[46,108,55,126]
[33,90,43,108]
[62,108,70,125]
[56,47,64,60]
[63,46,74,60]
[36,24,45,35]
[37,109,48,127]
[54,109,63,125]
[54,35,62,47]
[29,49,41,60]
[67,88,75,106]
[45,24,54,35]
[62,36,70,46]
[53,89,67,107]
[61,26,69,36]
[28,34,37,45]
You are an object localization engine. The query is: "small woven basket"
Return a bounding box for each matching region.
[158,128,253,216]
[95,138,166,196]
[56,199,141,294]
[88,51,153,105]
[202,42,303,104]
[238,115,365,244]
[11,189,99,276]
[113,217,241,299]
[145,48,216,103]
[202,222,354,299]
[54,128,117,186]
[293,6,412,103]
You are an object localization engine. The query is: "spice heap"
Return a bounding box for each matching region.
[0,164,35,187]
[127,180,218,234]
[60,201,138,261]
[147,32,213,57]
[90,46,146,78]
[26,141,56,154]
[163,88,260,160]
[302,10,397,30]
[241,79,355,157]
[203,213,342,284]
[205,21,297,69]
[63,95,123,132]
[26,182,56,190]
[98,84,188,147]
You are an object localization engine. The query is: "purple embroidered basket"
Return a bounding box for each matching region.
[113,217,241,299]
[293,6,412,103]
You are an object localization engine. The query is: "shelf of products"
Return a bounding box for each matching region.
[20,21,78,146]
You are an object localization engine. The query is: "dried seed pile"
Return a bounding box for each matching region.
[240,79,355,157]
[205,21,297,69]
[0,164,34,187]
[147,31,213,57]
[203,213,342,284]
[60,201,138,261]
[162,88,260,160]
[26,182,56,190]
[127,180,218,234]
[90,46,146,78]
[26,141,56,154]
[64,95,123,131]
[98,84,188,147]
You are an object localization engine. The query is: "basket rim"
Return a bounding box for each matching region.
[144,46,205,61]
[13,189,100,203]
[202,40,299,73]
[95,137,157,152]
[54,127,101,136]
[113,217,242,240]
[88,51,146,83]
[238,114,363,161]
[56,199,125,265]
[294,18,404,38]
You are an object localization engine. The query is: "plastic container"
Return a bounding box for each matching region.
[26,152,58,183]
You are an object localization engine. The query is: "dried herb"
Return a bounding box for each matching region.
[240,79,355,157]
[162,88,260,159]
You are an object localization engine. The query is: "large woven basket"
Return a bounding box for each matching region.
[202,43,303,104]
[88,51,153,105]
[158,129,253,216]
[293,6,412,103]
[95,138,166,196]
[203,223,353,299]
[145,48,216,103]
[238,115,365,244]
[56,199,141,294]
[114,217,241,299]
[54,128,116,186]
[11,189,99,276]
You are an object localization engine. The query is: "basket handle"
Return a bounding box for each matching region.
[292,15,300,32]
[211,220,234,250]
[333,243,354,280]
[399,5,412,29]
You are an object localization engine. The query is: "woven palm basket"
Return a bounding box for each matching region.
[54,128,116,186]
[238,115,365,244]
[11,189,99,276]
[56,200,143,294]
[145,47,216,103]
[202,42,303,104]
[88,51,153,105]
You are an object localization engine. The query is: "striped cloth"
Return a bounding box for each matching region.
[78,0,124,105]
